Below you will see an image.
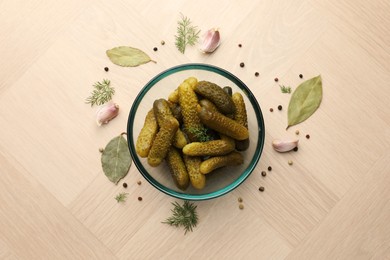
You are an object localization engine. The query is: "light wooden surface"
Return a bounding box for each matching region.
[1,0,389,259]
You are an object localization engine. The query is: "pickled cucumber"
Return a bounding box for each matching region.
[182,134,235,156]
[153,98,187,149]
[168,77,198,103]
[167,101,183,123]
[223,86,232,96]
[166,146,190,190]
[195,81,236,114]
[232,92,250,151]
[179,81,205,142]
[198,106,249,140]
[173,129,188,149]
[200,151,244,174]
[183,155,205,190]
[136,109,159,158]
[153,98,173,126]
[168,88,180,103]
[199,99,218,112]
[147,117,179,167]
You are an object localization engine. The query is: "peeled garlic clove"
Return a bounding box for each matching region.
[272,139,299,152]
[96,101,119,126]
[200,28,220,53]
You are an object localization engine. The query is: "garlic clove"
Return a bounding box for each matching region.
[200,28,220,53]
[96,101,119,126]
[272,139,299,152]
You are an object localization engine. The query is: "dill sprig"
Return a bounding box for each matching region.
[187,127,212,142]
[175,14,200,54]
[85,79,115,106]
[115,192,129,203]
[279,85,292,94]
[162,201,199,234]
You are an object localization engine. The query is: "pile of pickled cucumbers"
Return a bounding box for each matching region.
[136,77,249,190]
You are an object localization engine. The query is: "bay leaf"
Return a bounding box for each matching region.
[106,46,155,67]
[101,134,132,184]
[287,75,323,129]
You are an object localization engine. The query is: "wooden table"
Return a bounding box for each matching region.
[1,1,389,259]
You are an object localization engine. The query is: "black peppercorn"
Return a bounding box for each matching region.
[293,147,298,152]
[278,105,283,111]
[153,47,158,51]
[274,77,279,82]
[299,74,303,78]
[259,186,265,192]
[238,44,242,48]
[261,171,267,177]
[123,183,128,188]
[306,134,310,139]
[255,72,259,77]
[138,197,143,201]
[240,62,245,68]
[104,67,109,72]
[270,108,274,112]
[267,166,272,171]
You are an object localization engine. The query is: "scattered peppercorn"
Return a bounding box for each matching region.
[161,40,165,45]
[259,186,265,192]
[274,77,279,82]
[240,62,245,68]
[293,147,298,152]
[99,148,104,153]
[153,47,158,51]
[255,72,259,77]
[123,183,128,188]
[299,74,303,79]
[270,108,274,112]
[238,43,242,48]
[239,203,244,210]
[238,197,243,203]
[261,171,267,177]
[278,105,283,111]
[288,160,293,165]
[295,130,300,135]
[267,166,272,171]
[104,67,109,72]
[138,197,143,201]
[306,134,310,139]
[137,180,142,185]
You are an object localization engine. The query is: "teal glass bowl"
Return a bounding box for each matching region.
[127,63,265,200]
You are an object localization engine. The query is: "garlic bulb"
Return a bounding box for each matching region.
[272,139,299,152]
[96,101,119,126]
[200,28,220,53]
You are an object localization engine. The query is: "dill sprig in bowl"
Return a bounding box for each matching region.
[127,63,265,201]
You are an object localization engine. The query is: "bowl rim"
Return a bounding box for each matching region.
[127,63,265,201]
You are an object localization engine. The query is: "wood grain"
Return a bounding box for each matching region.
[286,153,390,259]
[0,151,117,259]
[0,0,389,259]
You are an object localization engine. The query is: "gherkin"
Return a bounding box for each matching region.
[195,81,236,114]
[178,80,205,142]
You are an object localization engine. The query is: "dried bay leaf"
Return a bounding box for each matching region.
[287,75,323,129]
[106,46,155,67]
[101,134,131,184]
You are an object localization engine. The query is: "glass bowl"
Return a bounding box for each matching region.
[127,63,265,200]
